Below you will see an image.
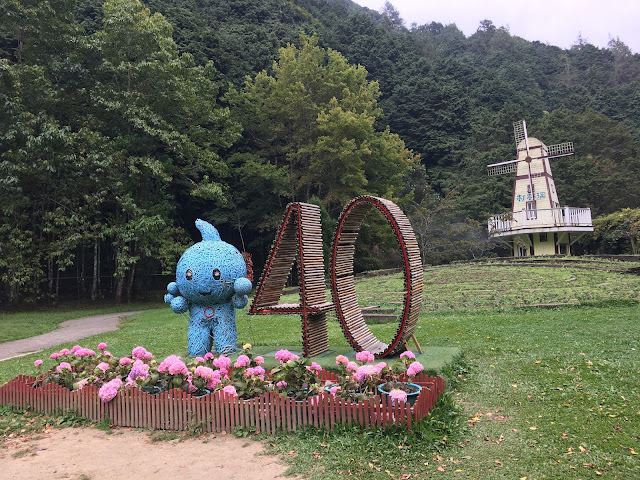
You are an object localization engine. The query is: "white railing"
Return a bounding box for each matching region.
[488,207,592,234]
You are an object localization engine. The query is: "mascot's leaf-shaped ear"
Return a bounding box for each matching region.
[195,219,221,241]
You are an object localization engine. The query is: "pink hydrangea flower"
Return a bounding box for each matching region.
[50,352,62,360]
[195,356,205,363]
[72,347,96,357]
[306,362,322,373]
[213,355,231,370]
[400,351,416,359]
[255,356,265,365]
[119,357,132,366]
[98,378,123,402]
[204,352,214,361]
[56,362,72,372]
[96,362,110,372]
[329,385,341,395]
[222,385,238,397]
[206,378,221,390]
[132,346,150,361]
[203,369,222,389]
[276,381,287,388]
[253,366,266,376]
[335,355,349,365]
[158,355,188,376]
[71,345,82,353]
[355,364,378,383]
[389,389,407,405]
[128,360,150,380]
[355,351,375,363]
[407,361,424,378]
[74,348,96,357]
[97,342,107,351]
[243,367,255,377]
[234,355,251,368]
[186,376,198,393]
[76,378,89,390]
[275,349,300,363]
[59,348,71,356]
[34,359,43,367]
[346,361,358,372]
[375,362,387,374]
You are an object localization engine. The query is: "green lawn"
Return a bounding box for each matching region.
[1,260,639,478]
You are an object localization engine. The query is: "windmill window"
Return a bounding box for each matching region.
[527,184,535,194]
[539,233,548,242]
[526,201,537,219]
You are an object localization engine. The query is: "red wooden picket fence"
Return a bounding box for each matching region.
[0,371,444,433]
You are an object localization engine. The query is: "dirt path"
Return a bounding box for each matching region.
[0,311,144,361]
[0,427,290,479]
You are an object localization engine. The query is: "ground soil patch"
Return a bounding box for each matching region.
[0,426,289,479]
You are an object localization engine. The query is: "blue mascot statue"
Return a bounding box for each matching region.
[164,219,252,356]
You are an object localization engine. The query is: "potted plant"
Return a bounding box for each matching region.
[328,351,389,401]
[377,351,424,406]
[270,349,323,401]
[220,345,269,400]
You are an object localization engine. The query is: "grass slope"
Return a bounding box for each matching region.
[1,260,639,478]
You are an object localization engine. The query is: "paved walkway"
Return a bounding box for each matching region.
[0,311,144,361]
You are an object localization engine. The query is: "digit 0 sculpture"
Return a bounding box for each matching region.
[250,196,423,358]
[331,196,423,357]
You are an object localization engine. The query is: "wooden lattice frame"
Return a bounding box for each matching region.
[331,196,423,357]
[249,203,332,357]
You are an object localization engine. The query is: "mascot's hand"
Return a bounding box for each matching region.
[232,277,251,309]
[167,282,180,296]
[170,296,189,314]
[232,294,249,309]
[234,277,252,296]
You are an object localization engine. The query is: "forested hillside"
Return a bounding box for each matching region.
[1,0,639,306]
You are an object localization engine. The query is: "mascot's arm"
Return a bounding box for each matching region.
[232,277,252,309]
[165,282,189,314]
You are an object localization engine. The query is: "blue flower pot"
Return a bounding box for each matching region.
[193,388,211,398]
[378,382,422,406]
[141,385,162,396]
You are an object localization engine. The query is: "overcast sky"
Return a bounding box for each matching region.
[352,0,640,53]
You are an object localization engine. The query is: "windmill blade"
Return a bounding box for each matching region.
[544,142,574,158]
[522,120,530,154]
[513,120,526,150]
[487,158,519,176]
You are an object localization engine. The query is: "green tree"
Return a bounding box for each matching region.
[0,0,240,305]
[587,209,640,254]
[227,33,418,216]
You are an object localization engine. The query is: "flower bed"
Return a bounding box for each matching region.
[0,342,445,432]
[0,372,444,433]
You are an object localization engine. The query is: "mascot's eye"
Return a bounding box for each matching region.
[185,269,193,281]
[213,268,221,280]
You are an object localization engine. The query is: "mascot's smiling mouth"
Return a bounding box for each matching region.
[199,289,213,295]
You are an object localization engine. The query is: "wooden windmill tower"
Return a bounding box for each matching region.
[487,120,593,257]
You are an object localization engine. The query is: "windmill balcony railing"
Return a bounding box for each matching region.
[488,207,592,234]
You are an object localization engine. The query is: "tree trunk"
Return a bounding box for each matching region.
[55,266,60,301]
[115,274,125,305]
[126,264,136,303]
[48,257,54,295]
[79,247,86,298]
[91,238,98,301]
